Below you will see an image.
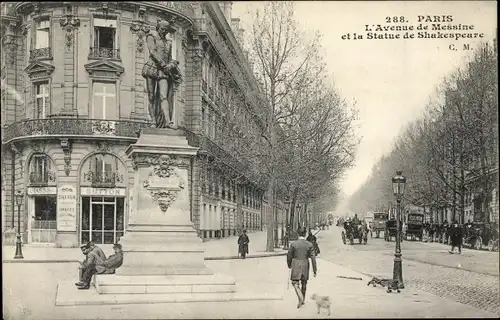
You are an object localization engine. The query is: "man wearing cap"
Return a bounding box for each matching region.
[78,244,88,282]
[77,243,124,289]
[96,243,124,274]
[75,243,104,289]
[88,240,106,261]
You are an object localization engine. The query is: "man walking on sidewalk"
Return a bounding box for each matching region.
[238,230,250,259]
[287,227,317,308]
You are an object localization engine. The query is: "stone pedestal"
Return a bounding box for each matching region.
[96,128,228,294]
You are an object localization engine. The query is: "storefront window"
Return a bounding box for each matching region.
[80,196,125,244]
[31,196,57,243]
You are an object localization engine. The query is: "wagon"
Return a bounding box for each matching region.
[464,222,499,251]
[341,221,367,245]
[405,213,424,241]
[384,219,403,242]
[372,212,389,238]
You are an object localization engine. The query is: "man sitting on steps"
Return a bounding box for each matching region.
[75,243,104,289]
[77,243,124,290]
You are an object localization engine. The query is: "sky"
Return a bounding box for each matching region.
[231,1,497,204]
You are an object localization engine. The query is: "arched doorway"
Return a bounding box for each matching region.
[26,153,58,243]
[79,153,127,245]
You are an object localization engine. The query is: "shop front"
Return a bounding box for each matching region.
[27,186,58,244]
[80,187,126,244]
[78,152,128,245]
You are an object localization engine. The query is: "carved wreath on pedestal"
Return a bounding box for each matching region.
[140,155,185,213]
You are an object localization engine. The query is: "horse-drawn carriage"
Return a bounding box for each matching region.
[405,213,424,241]
[384,219,403,242]
[341,221,368,245]
[463,222,498,251]
[372,212,389,238]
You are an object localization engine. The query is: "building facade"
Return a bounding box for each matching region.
[1,1,271,247]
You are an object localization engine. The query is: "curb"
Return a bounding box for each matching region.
[3,252,287,264]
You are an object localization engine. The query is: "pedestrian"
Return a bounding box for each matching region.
[287,227,317,308]
[237,230,250,259]
[449,221,463,254]
[429,223,435,242]
[306,229,320,256]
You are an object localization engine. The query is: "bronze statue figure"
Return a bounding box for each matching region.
[142,20,183,128]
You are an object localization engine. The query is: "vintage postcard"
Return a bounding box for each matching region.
[1,1,498,319]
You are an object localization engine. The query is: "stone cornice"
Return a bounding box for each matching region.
[204,3,259,93]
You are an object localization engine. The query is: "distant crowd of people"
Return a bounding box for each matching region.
[75,241,124,289]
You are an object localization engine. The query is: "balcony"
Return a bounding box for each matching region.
[83,171,124,188]
[88,47,120,60]
[29,171,56,186]
[30,47,52,61]
[2,118,152,144]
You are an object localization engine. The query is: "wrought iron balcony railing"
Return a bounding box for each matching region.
[83,171,124,188]
[29,171,56,186]
[30,47,52,61]
[88,47,120,60]
[2,118,152,143]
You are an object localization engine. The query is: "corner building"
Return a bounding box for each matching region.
[1,2,270,247]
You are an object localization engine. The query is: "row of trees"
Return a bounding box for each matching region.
[206,1,358,250]
[348,41,498,224]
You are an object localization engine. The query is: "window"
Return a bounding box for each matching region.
[84,153,123,187]
[35,19,50,49]
[80,196,125,244]
[92,82,116,119]
[35,82,49,119]
[92,18,118,59]
[29,154,53,185]
[31,196,57,243]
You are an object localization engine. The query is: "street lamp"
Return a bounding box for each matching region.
[391,171,406,289]
[283,197,291,249]
[14,189,25,259]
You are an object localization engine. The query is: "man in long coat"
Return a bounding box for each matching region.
[449,221,463,254]
[237,230,250,259]
[287,227,317,308]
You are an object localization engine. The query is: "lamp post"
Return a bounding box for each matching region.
[284,197,291,249]
[392,171,406,289]
[14,189,25,259]
[297,204,302,230]
[274,200,279,248]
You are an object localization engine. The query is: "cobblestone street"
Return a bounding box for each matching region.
[317,227,500,315]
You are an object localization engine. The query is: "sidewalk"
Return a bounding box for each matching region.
[3,255,497,319]
[2,229,287,263]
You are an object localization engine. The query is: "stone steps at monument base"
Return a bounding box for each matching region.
[97,283,236,294]
[95,274,236,294]
[55,282,283,306]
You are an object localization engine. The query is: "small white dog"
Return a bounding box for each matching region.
[311,293,331,316]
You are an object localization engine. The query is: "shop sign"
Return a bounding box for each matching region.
[57,185,77,231]
[27,186,57,196]
[80,187,126,197]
